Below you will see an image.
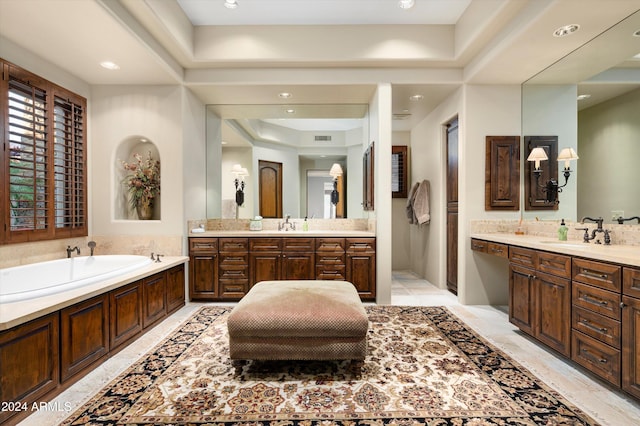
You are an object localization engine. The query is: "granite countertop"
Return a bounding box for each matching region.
[0,256,189,331]
[189,230,376,238]
[471,233,640,268]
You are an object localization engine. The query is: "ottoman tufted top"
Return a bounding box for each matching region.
[227,280,369,339]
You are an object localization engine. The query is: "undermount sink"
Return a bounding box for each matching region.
[539,240,590,248]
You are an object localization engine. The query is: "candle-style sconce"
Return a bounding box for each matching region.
[231,164,249,207]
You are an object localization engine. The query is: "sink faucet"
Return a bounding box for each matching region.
[66,245,81,258]
[579,216,610,245]
[278,214,296,231]
[616,216,640,224]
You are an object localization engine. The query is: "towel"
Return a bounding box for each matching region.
[412,180,430,225]
[406,181,420,224]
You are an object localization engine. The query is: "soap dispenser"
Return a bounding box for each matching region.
[302,216,309,231]
[558,219,568,241]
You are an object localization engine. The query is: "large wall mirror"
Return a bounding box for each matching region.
[206,104,369,220]
[522,9,640,224]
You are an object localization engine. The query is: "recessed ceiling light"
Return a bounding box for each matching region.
[285,109,296,114]
[100,61,120,70]
[398,0,415,9]
[278,92,292,99]
[577,94,591,100]
[409,94,423,101]
[553,24,580,37]
[224,0,238,9]
[221,140,228,145]
[634,29,640,37]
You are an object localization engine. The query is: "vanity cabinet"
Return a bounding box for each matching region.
[219,238,249,299]
[189,235,376,301]
[508,246,571,356]
[315,238,347,280]
[188,237,219,300]
[571,258,622,386]
[622,266,640,399]
[346,238,376,299]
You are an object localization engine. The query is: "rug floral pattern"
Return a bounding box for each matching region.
[63,306,598,425]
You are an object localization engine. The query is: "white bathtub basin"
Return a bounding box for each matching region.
[0,255,153,303]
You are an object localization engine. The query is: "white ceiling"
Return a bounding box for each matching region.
[0,0,639,136]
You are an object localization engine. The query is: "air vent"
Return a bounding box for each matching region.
[393,113,412,120]
[314,135,332,142]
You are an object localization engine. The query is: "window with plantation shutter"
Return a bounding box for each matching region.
[2,59,87,244]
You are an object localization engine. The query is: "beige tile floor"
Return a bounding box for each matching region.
[18,271,640,425]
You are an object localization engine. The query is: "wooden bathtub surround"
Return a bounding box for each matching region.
[471,235,640,401]
[189,235,376,301]
[0,263,186,426]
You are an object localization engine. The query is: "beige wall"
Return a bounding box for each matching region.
[391,131,411,271]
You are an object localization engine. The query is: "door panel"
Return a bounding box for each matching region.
[446,117,459,294]
[259,160,283,218]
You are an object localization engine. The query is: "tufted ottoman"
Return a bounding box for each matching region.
[227,280,368,361]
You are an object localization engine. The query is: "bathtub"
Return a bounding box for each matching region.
[0,255,153,304]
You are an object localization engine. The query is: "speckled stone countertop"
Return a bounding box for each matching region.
[189,230,376,238]
[0,256,189,331]
[471,233,640,267]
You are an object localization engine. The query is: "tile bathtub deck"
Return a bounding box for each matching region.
[17,271,640,426]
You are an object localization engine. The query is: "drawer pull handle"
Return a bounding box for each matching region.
[580,269,609,280]
[581,295,608,307]
[580,319,608,334]
[582,348,608,364]
[491,248,503,253]
[472,244,485,250]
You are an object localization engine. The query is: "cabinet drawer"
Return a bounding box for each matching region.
[470,238,488,253]
[218,279,248,298]
[509,246,536,268]
[219,238,248,253]
[316,265,346,280]
[572,306,621,349]
[623,267,640,298]
[249,238,282,252]
[346,238,375,253]
[573,258,621,292]
[487,242,508,258]
[189,237,217,253]
[316,253,345,265]
[572,282,621,320]
[316,238,345,252]
[283,237,315,252]
[572,331,620,386]
[537,251,571,278]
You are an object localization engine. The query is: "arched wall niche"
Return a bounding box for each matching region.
[114,136,161,221]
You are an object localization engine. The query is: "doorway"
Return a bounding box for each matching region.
[446,117,459,295]
[258,160,282,218]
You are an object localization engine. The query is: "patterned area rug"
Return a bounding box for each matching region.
[63,306,598,425]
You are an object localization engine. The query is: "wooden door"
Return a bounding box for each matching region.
[535,271,571,356]
[259,160,283,218]
[509,264,536,336]
[622,295,640,399]
[446,118,459,294]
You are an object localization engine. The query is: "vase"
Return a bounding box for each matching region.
[136,195,154,220]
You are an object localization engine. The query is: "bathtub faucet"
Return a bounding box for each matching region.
[66,245,80,258]
[88,241,96,256]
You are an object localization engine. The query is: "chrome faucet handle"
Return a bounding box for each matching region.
[88,240,96,256]
[150,252,155,261]
[604,230,611,245]
[155,254,163,262]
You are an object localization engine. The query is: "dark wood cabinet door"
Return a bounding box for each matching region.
[525,135,558,210]
[485,135,520,210]
[166,264,185,313]
[282,252,315,280]
[258,160,283,218]
[190,254,218,299]
[142,272,167,328]
[250,253,282,285]
[509,264,536,336]
[60,294,109,382]
[622,295,640,399]
[535,271,571,356]
[346,253,376,300]
[109,282,142,350]
[0,313,59,425]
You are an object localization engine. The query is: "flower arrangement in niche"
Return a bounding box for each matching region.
[121,151,160,220]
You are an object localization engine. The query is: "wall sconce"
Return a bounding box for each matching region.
[329,163,343,206]
[527,147,578,204]
[231,164,249,207]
